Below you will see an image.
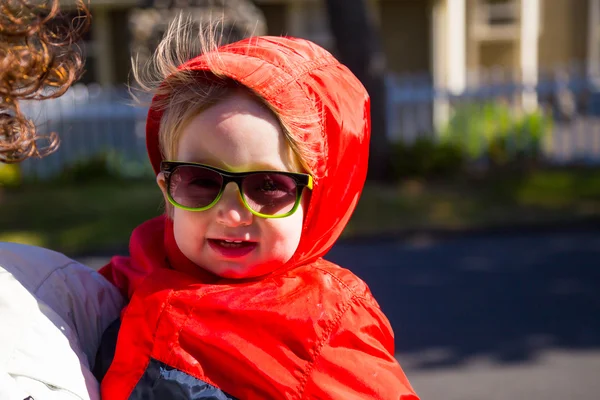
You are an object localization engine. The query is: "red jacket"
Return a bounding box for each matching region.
[99,36,419,399]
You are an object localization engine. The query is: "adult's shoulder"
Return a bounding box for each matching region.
[0,242,124,369]
[0,241,84,292]
[0,242,116,399]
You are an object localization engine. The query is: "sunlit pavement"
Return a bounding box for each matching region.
[78,227,600,400]
[402,349,600,400]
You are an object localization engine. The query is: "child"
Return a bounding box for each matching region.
[98,17,419,399]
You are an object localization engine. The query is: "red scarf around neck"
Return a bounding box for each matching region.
[100,215,219,299]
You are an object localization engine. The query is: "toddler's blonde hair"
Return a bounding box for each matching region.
[132,14,319,175]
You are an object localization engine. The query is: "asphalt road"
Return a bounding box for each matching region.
[326,229,600,400]
[78,228,600,400]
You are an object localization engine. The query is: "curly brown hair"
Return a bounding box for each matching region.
[0,0,90,163]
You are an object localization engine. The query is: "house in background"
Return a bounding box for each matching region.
[60,0,597,88]
[256,0,598,136]
[61,0,270,86]
[267,0,595,88]
[426,0,596,114]
[61,0,137,86]
[25,0,596,180]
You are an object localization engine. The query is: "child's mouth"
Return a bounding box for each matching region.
[207,239,257,258]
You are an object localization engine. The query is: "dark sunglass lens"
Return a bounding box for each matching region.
[242,173,298,215]
[169,166,223,208]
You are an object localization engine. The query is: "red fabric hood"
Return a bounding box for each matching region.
[106,37,370,292]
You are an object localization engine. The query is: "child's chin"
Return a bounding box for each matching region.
[206,261,250,279]
[213,263,277,280]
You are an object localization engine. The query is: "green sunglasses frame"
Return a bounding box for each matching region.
[160,161,314,219]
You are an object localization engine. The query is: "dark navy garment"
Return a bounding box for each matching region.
[94,318,237,400]
[130,359,237,400]
[93,318,120,383]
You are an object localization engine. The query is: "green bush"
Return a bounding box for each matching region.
[104,151,154,180]
[56,152,117,184]
[0,163,22,188]
[53,151,154,184]
[391,136,465,179]
[441,102,552,166]
[513,110,551,158]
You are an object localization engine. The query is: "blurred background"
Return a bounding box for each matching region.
[1,0,599,398]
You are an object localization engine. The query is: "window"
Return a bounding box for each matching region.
[472,0,520,41]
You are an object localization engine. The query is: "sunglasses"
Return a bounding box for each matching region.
[160,161,314,218]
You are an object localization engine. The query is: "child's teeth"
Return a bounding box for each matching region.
[221,240,245,247]
[218,239,247,248]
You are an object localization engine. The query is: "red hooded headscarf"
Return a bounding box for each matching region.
[101,36,370,296]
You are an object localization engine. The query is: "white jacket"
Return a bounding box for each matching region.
[0,242,124,400]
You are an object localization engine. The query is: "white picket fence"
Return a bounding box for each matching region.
[386,72,600,165]
[19,84,150,180]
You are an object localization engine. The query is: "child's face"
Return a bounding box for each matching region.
[157,91,306,279]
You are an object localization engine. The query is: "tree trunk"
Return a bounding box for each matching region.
[324,0,390,182]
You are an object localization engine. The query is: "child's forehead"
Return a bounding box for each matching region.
[174,95,300,173]
[174,146,301,174]
[197,90,274,122]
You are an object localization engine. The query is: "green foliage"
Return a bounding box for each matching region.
[54,151,153,184]
[390,101,553,180]
[441,102,553,166]
[0,180,162,254]
[0,163,22,188]
[392,136,465,179]
[513,110,552,157]
[105,151,155,180]
[56,152,117,184]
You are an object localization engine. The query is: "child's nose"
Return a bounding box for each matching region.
[215,183,253,227]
